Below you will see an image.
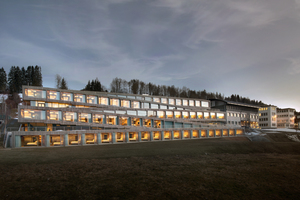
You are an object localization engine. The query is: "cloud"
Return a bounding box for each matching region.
[287,58,300,74]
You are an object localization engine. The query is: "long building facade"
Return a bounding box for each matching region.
[6,86,245,148]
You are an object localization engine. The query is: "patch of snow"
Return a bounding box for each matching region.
[286,134,300,142]
[0,94,8,103]
[264,128,298,132]
[245,132,261,136]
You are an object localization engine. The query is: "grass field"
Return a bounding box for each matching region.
[1,135,300,199]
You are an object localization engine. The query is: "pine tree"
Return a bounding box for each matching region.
[0,67,7,92]
[60,78,68,89]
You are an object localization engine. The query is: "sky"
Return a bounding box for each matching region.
[1,0,300,110]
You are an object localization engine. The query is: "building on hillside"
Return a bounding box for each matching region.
[5,86,245,148]
[258,106,277,129]
[276,108,295,129]
[210,99,259,128]
[294,111,300,129]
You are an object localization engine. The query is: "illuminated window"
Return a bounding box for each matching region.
[169,99,175,105]
[195,101,200,107]
[50,135,62,146]
[160,105,167,109]
[164,131,171,139]
[25,89,46,98]
[93,114,104,124]
[190,112,196,119]
[204,112,210,119]
[47,91,60,100]
[47,110,62,121]
[201,101,209,107]
[217,113,225,119]
[183,130,190,138]
[78,113,91,123]
[147,111,156,117]
[129,132,138,141]
[143,119,151,127]
[176,99,182,106]
[182,111,189,119]
[211,113,216,119]
[87,95,97,104]
[99,97,108,105]
[166,111,173,119]
[157,111,165,118]
[63,112,77,122]
[197,112,203,119]
[154,120,161,128]
[161,98,167,104]
[127,110,137,115]
[106,116,117,125]
[131,118,140,126]
[175,111,182,118]
[192,130,198,138]
[110,98,119,106]
[137,110,147,116]
[116,132,124,142]
[21,135,41,147]
[141,132,150,140]
[153,131,161,140]
[153,98,160,103]
[182,100,188,106]
[132,101,140,108]
[173,131,181,139]
[119,117,128,126]
[101,133,111,143]
[121,100,130,108]
[74,94,86,103]
[61,92,73,101]
[189,100,194,106]
[142,102,150,108]
[85,134,95,144]
[21,109,46,120]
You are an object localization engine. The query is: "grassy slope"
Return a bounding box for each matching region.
[1,136,300,199]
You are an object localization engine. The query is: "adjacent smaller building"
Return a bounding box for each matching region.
[210,99,259,128]
[277,108,295,128]
[258,106,277,129]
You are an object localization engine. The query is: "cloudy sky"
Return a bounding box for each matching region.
[1,0,300,110]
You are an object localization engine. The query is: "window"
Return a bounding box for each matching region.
[195,101,200,107]
[119,117,128,126]
[21,109,46,120]
[63,112,77,122]
[132,101,140,108]
[47,110,62,121]
[127,110,137,115]
[106,116,117,125]
[121,100,130,108]
[189,100,194,106]
[61,92,73,101]
[110,99,119,106]
[201,101,209,107]
[78,113,91,123]
[166,111,173,118]
[197,112,203,119]
[182,111,189,119]
[142,102,150,109]
[131,118,140,126]
[87,95,97,104]
[217,113,225,119]
[161,98,167,104]
[137,110,147,116]
[160,105,167,109]
[190,112,196,119]
[153,98,160,103]
[148,111,156,117]
[157,111,165,118]
[204,112,210,119]
[74,94,86,103]
[151,104,158,109]
[169,99,175,105]
[175,111,182,118]
[182,100,188,106]
[99,97,108,105]
[143,119,151,127]
[25,89,46,98]
[176,99,182,106]
[211,113,216,119]
[47,91,60,100]
[93,114,104,124]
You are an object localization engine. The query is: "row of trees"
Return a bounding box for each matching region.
[0,66,42,93]
[106,77,266,106]
[82,78,105,92]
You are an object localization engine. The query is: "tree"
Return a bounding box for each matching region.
[60,78,68,89]
[0,67,7,92]
[55,74,62,89]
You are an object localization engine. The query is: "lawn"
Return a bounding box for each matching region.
[1,136,300,199]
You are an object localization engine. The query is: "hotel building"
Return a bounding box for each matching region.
[210,99,259,128]
[277,108,295,129]
[5,86,245,148]
[258,106,277,129]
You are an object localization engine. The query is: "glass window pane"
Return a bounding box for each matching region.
[161,98,167,104]
[21,109,45,120]
[166,111,173,118]
[78,113,91,123]
[127,110,137,115]
[110,99,120,106]
[148,111,156,117]
[25,89,46,98]
[121,100,130,108]
[189,100,194,106]
[169,99,175,105]
[157,111,165,118]
[74,94,86,103]
[132,101,140,108]
[195,101,200,107]
[190,112,196,119]
[153,98,160,103]
[61,92,73,101]
[182,111,189,119]
[47,91,60,100]
[176,99,182,106]
[138,110,147,116]
[175,111,181,118]
[201,101,209,107]
[93,114,104,124]
[87,95,97,104]
[47,110,62,121]
[204,112,210,119]
[142,102,150,109]
[99,97,108,105]
[106,116,117,125]
[183,100,188,106]
[160,105,167,109]
[63,112,77,122]
[197,112,203,119]
[151,104,158,109]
